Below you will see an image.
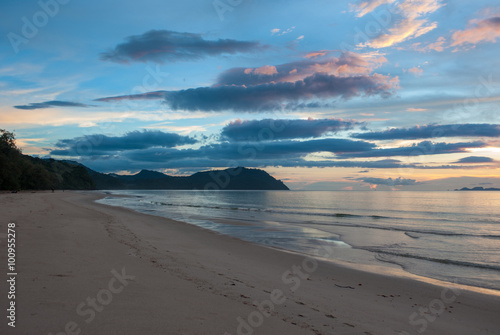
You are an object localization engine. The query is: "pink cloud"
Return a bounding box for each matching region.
[232,52,389,85]
[290,52,388,82]
[407,67,423,77]
[304,51,328,59]
[409,36,446,52]
[451,16,500,47]
[244,66,278,76]
[253,65,278,75]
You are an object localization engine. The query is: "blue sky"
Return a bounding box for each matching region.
[1,0,499,190]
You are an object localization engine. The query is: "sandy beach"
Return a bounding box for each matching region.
[1,191,499,335]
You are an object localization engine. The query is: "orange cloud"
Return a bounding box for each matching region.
[358,0,444,48]
[350,0,395,18]
[451,16,500,47]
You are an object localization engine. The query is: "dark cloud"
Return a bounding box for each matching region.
[80,156,408,172]
[100,30,266,64]
[353,124,500,140]
[220,118,361,141]
[50,129,488,172]
[97,73,396,112]
[50,130,197,156]
[95,91,166,102]
[486,17,500,26]
[14,100,90,110]
[454,156,494,163]
[124,138,376,162]
[336,140,487,159]
[356,177,420,186]
[78,153,482,173]
[161,73,396,112]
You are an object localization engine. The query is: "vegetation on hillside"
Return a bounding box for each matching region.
[0,129,95,191]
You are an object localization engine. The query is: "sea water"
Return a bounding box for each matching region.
[97,190,500,291]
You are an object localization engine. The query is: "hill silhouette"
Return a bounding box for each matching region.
[1,129,288,191]
[0,129,95,190]
[87,167,289,190]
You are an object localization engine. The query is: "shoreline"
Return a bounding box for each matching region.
[1,191,499,334]
[97,189,500,294]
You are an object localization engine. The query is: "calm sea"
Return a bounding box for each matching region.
[97,190,500,291]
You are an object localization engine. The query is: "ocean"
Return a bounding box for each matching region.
[97,190,500,292]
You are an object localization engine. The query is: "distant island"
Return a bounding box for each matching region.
[455,187,500,191]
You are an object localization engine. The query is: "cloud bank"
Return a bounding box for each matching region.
[454,156,494,164]
[336,140,486,158]
[354,124,500,140]
[357,176,420,186]
[51,130,197,156]
[164,73,396,112]
[221,118,361,141]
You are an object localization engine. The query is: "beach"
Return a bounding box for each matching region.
[1,191,499,335]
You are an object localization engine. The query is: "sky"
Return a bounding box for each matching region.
[1,0,499,190]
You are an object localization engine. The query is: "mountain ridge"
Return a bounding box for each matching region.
[87,166,289,190]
